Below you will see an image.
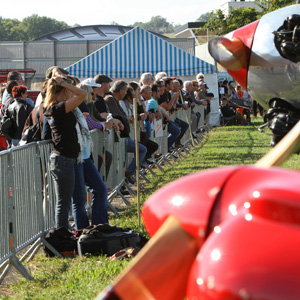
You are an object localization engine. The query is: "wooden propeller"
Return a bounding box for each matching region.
[208,37,247,71]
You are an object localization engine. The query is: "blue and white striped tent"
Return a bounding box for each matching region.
[65,26,216,79]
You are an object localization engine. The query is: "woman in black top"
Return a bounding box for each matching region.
[43,72,86,229]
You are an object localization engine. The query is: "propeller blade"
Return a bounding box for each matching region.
[208,37,247,71]
[97,216,198,300]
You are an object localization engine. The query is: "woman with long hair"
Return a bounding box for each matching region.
[43,73,87,229]
[70,82,117,229]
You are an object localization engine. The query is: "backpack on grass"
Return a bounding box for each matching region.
[77,224,147,257]
[43,227,78,257]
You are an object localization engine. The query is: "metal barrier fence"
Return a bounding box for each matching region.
[0,106,210,284]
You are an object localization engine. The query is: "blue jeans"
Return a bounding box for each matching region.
[73,157,108,229]
[175,118,189,144]
[167,121,181,150]
[49,153,76,230]
[125,137,147,174]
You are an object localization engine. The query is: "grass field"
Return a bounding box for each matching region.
[1,117,300,299]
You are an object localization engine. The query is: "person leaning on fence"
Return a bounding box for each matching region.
[220,97,248,126]
[140,72,154,87]
[140,85,159,163]
[157,78,181,151]
[0,80,19,149]
[154,71,167,82]
[43,73,87,230]
[196,72,205,84]
[71,83,118,230]
[35,66,69,108]
[1,85,33,147]
[81,78,106,122]
[93,74,113,119]
[195,82,210,122]
[105,80,147,184]
[182,81,201,134]
[170,79,189,148]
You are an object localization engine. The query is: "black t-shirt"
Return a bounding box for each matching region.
[158,91,170,105]
[44,101,80,158]
[220,104,235,118]
[93,95,108,114]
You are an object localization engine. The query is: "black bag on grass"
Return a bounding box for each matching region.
[77,224,144,257]
[43,227,77,257]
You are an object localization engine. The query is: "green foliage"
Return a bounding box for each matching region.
[0,14,70,41]
[256,0,295,16]
[130,15,177,34]
[196,12,210,22]
[200,0,295,36]
[203,7,259,36]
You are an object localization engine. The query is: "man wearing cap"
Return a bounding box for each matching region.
[182,81,203,134]
[196,73,205,83]
[139,85,159,164]
[81,78,101,100]
[80,78,107,122]
[170,80,189,148]
[105,80,147,183]
[220,97,248,125]
[35,66,69,107]
[93,74,113,119]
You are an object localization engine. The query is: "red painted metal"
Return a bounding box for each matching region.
[142,166,300,299]
[227,20,259,90]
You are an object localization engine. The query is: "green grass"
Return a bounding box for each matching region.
[1,117,300,299]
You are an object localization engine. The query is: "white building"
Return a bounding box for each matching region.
[220,0,262,16]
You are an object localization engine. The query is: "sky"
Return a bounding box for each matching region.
[2,0,227,27]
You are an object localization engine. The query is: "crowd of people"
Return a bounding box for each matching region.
[0,66,262,229]
[0,68,257,230]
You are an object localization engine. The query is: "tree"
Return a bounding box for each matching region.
[202,9,228,36]
[0,14,70,41]
[0,17,22,41]
[197,12,210,22]
[19,14,70,40]
[256,0,295,16]
[226,7,259,32]
[203,7,259,36]
[200,0,295,37]
[129,15,175,33]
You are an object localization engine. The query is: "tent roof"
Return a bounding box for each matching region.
[65,26,217,79]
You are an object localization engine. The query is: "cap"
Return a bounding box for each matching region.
[81,78,101,88]
[94,74,113,84]
[45,66,69,79]
[221,97,228,101]
[147,99,158,112]
[197,73,204,80]
[199,82,209,89]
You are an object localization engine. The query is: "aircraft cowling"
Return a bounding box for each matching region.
[143,166,300,299]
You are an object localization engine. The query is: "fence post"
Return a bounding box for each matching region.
[2,149,33,282]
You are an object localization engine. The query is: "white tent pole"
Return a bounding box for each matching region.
[133,97,141,226]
